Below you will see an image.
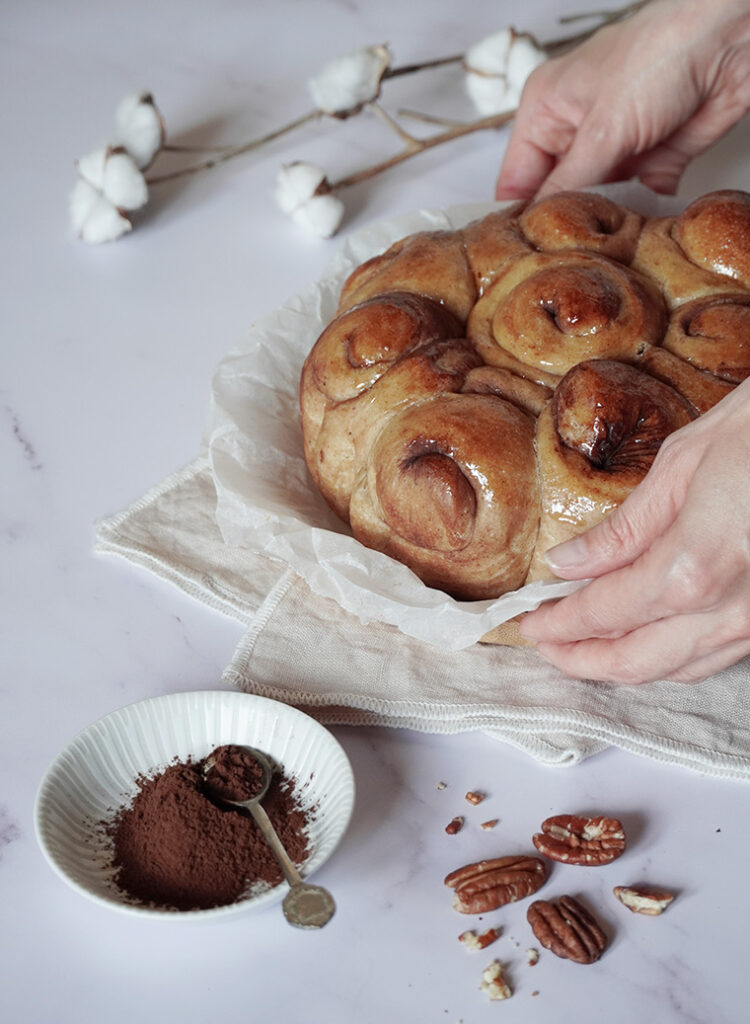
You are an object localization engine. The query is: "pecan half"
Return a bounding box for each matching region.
[527,896,607,964]
[613,885,675,915]
[445,855,547,914]
[533,814,625,865]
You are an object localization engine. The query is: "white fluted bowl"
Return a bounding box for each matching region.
[35,690,355,919]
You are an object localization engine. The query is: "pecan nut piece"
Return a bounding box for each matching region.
[613,885,675,915]
[533,814,626,865]
[527,896,607,964]
[445,855,547,914]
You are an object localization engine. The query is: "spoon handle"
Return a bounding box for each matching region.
[248,801,303,886]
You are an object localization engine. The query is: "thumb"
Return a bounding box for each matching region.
[543,466,682,579]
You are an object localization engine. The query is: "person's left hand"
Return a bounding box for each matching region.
[519,377,750,684]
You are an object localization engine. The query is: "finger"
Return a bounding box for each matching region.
[668,636,750,683]
[543,455,685,580]
[624,141,692,195]
[534,111,633,198]
[534,609,732,685]
[621,92,749,193]
[496,136,556,200]
[520,524,696,644]
[495,73,567,199]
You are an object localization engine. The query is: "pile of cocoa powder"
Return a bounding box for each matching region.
[106,745,310,911]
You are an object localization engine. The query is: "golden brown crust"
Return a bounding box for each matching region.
[467,251,666,386]
[633,191,750,307]
[633,344,735,416]
[518,190,643,264]
[298,189,750,620]
[337,229,477,324]
[348,393,540,600]
[461,191,642,298]
[527,361,694,582]
[662,293,750,384]
[300,292,470,520]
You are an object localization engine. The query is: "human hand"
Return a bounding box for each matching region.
[496,0,750,200]
[519,377,750,683]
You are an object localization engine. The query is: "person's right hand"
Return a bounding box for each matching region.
[496,0,750,201]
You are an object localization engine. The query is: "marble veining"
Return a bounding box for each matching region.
[0,807,21,861]
[5,404,42,471]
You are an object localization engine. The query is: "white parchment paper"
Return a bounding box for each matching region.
[207,184,681,651]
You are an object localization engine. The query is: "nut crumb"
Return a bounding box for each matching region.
[437,781,447,791]
[531,990,540,997]
[445,816,464,835]
[525,948,539,966]
[479,960,512,1001]
[459,927,500,951]
[480,818,498,830]
[465,791,485,805]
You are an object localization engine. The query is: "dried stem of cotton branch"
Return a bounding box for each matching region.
[329,108,517,191]
[145,0,647,190]
[146,110,322,184]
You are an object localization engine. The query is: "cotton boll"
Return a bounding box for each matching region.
[101,149,148,210]
[69,179,132,243]
[290,193,345,238]
[464,28,546,116]
[465,74,516,117]
[506,36,546,94]
[115,91,166,170]
[308,44,391,117]
[274,161,328,214]
[464,28,515,77]
[76,146,109,190]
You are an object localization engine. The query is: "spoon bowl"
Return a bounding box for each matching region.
[203,744,336,929]
[202,744,273,807]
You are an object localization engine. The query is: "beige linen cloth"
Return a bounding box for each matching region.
[96,190,750,779]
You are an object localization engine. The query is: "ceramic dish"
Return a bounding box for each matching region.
[35,690,355,919]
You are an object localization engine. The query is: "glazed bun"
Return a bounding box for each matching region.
[298,190,750,637]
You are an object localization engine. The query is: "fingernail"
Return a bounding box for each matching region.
[544,536,587,572]
[495,177,533,201]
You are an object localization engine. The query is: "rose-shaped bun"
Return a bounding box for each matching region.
[518,191,643,264]
[337,230,477,323]
[631,292,750,415]
[301,292,470,519]
[467,251,666,387]
[663,294,750,383]
[462,192,642,296]
[349,392,539,599]
[634,190,750,306]
[528,360,694,581]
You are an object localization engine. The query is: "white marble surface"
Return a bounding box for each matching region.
[3,1,749,1021]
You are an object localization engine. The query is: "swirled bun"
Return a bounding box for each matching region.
[349,392,539,599]
[528,360,694,582]
[298,190,750,639]
[633,190,750,306]
[467,251,666,386]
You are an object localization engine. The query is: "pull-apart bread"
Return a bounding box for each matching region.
[299,190,750,637]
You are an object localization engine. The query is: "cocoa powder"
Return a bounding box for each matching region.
[107,745,310,911]
[204,744,267,802]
